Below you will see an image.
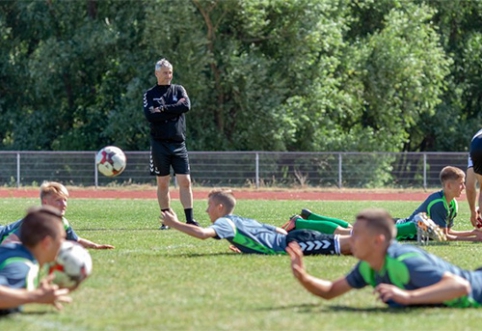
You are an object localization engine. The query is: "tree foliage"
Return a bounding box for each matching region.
[0,0,480,152]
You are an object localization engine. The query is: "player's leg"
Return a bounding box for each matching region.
[300,209,352,228]
[395,222,418,240]
[171,142,198,226]
[294,218,351,235]
[466,167,479,227]
[150,140,173,230]
[337,235,352,255]
[470,133,482,226]
[286,229,341,255]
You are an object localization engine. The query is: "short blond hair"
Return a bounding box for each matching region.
[439,166,465,184]
[39,181,69,200]
[208,189,236,214]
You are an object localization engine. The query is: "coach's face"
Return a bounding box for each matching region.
[155,66,173,85]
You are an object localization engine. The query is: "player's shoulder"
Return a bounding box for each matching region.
[424,189,445,202]
[387,241,424,258]
[0,243,32,262]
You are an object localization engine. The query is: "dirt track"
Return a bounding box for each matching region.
[0,187,443,201]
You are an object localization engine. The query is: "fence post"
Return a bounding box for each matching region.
[423,153,427,190]
[16,153,20,188]
[338,153,342,188]
[255,152,259,189]
[94,153,99,188]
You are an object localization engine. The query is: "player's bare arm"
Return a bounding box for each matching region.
[275,227,288,235]
[443,228,482,241]
[0,277,71,311]
[375,273,470,306]
[286,242,352,299]
[162,209,216,239]
[77,237,115,249]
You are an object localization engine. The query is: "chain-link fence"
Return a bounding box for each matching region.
[0,151,469,189]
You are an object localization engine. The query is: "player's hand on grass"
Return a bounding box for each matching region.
[228,245,241,253]
[94,244,115,249]
[374,283,409,305]
[161,208,178,227]
[35,274,72,310]
[286,242,307,281]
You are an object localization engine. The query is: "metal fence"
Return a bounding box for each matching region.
[0,151,470,189]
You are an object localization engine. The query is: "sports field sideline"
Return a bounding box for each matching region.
[0,187,437,201]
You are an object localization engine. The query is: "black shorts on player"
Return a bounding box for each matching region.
[286,229,339,255]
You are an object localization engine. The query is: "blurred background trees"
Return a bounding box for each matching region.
[0,0,481,152]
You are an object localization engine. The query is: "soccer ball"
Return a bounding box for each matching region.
[49,241,93,289]
[96,146,127,177]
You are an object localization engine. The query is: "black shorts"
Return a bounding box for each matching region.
[286,229,339,255]
[470,134,482,175]
[150,139,191,176]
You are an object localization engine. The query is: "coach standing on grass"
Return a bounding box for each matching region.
[143,58,198,230]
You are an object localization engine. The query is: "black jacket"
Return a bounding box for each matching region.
[143,84,191,142]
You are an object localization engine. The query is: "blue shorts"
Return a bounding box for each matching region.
[150,139,191,176]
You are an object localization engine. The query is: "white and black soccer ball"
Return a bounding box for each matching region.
[49,241,93,289]
[96,145,127,177]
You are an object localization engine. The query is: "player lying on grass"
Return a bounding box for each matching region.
[288,208,482,308]
[0,181,114,249]
[283,209,445,242]
[0,206,72,315]
[161,188,351,256]
[283,166,482,242]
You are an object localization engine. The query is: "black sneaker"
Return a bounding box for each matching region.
[301,208,312,219]
[186,220,200,227]
[159,223,170,230]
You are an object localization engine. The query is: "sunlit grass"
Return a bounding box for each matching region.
[0,197,480,330]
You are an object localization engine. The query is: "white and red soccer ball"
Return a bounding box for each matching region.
[49,241,93,289]
[96,146,127,177]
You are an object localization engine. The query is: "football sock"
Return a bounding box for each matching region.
[395,222,417,240]
[294,219,338,234]
[306,212,351,228]
[184,208,194,223]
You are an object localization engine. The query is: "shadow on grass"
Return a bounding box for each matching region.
[74,228,157,231]
[256,303,449,313]
[163,252,241,258]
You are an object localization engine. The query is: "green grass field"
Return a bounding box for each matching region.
[1,196,481,330]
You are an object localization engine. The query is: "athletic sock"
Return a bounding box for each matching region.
[306,213,351,228]
[184,208,194,223]
[295,219,338,234]
[396,222,417,240]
